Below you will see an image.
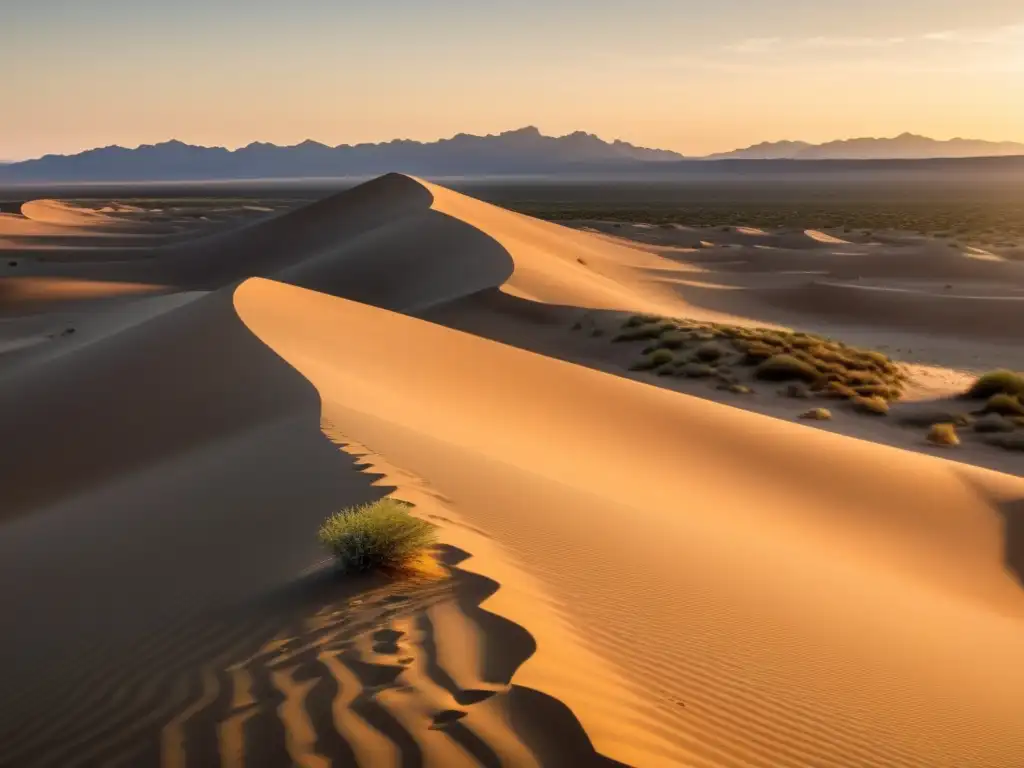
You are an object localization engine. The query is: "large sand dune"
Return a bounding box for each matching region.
[1,175,1022,767]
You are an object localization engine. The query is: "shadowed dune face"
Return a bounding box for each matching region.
[1,174,1024,767]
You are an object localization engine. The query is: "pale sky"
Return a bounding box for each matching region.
[3,0,1024,160]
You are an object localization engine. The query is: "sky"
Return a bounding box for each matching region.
[3,0,1024,160]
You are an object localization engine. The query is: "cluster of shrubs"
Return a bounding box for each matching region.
[903,370,1024,451]
[616,315,905,411]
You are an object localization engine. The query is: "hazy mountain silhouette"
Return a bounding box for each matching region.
[0,127,684,182]
[707,133,1024,160]
[3,128,1022,183]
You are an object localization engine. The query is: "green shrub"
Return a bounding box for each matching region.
[927,423,960,447]
[318,499,436,574]
[650,349,674,365]
[754,355,821,383]
[660,331,691,349]
[984,393,1024,417]
[695,343,726,362]
[965,370,1024,399]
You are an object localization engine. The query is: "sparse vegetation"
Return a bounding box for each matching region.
[615,315,906,407]
[800,408,832,421]
[964,370,1024,399]
[318,499,436,574]
[983,393,1024,417]
[927,423,960,447]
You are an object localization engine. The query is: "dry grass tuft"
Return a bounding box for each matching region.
[926,423,960,447]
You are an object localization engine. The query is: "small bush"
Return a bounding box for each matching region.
[965,370,1024,399]
[754,355,821,383]
[318,499,436,574]
[984,393,1024,417]
[927,423,960,447]
[695,343,726,362]
[852,396,889,416]
[650,349,674,365]
[800,408,832,421]
[660,331,691,349]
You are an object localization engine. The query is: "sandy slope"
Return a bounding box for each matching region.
[1,175,1023,767]
[236,276,1024,768]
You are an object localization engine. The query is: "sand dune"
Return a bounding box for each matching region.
[21,199,122,227]
[1,175,1023,767]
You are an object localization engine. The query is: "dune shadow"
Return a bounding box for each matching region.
[0,543,631,767]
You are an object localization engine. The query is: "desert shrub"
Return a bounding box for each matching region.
[660,331,691,349]
[318,499,435,574]
[650,349,674,365]
[927,423,960,447]
[965,370,1024,399]
[852,396,889,416]
[754,355,821,383]
[983,393,1024,417]
[800,408,832,421]
[973,414,1016,434]
[695,343,726,362]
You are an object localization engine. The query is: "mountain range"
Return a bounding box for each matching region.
[2,128,1022,182]
[706,133,1024,161]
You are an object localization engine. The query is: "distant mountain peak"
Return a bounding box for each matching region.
[708,133,1024,160]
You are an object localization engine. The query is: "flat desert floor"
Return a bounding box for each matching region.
[1,175,1022,767]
